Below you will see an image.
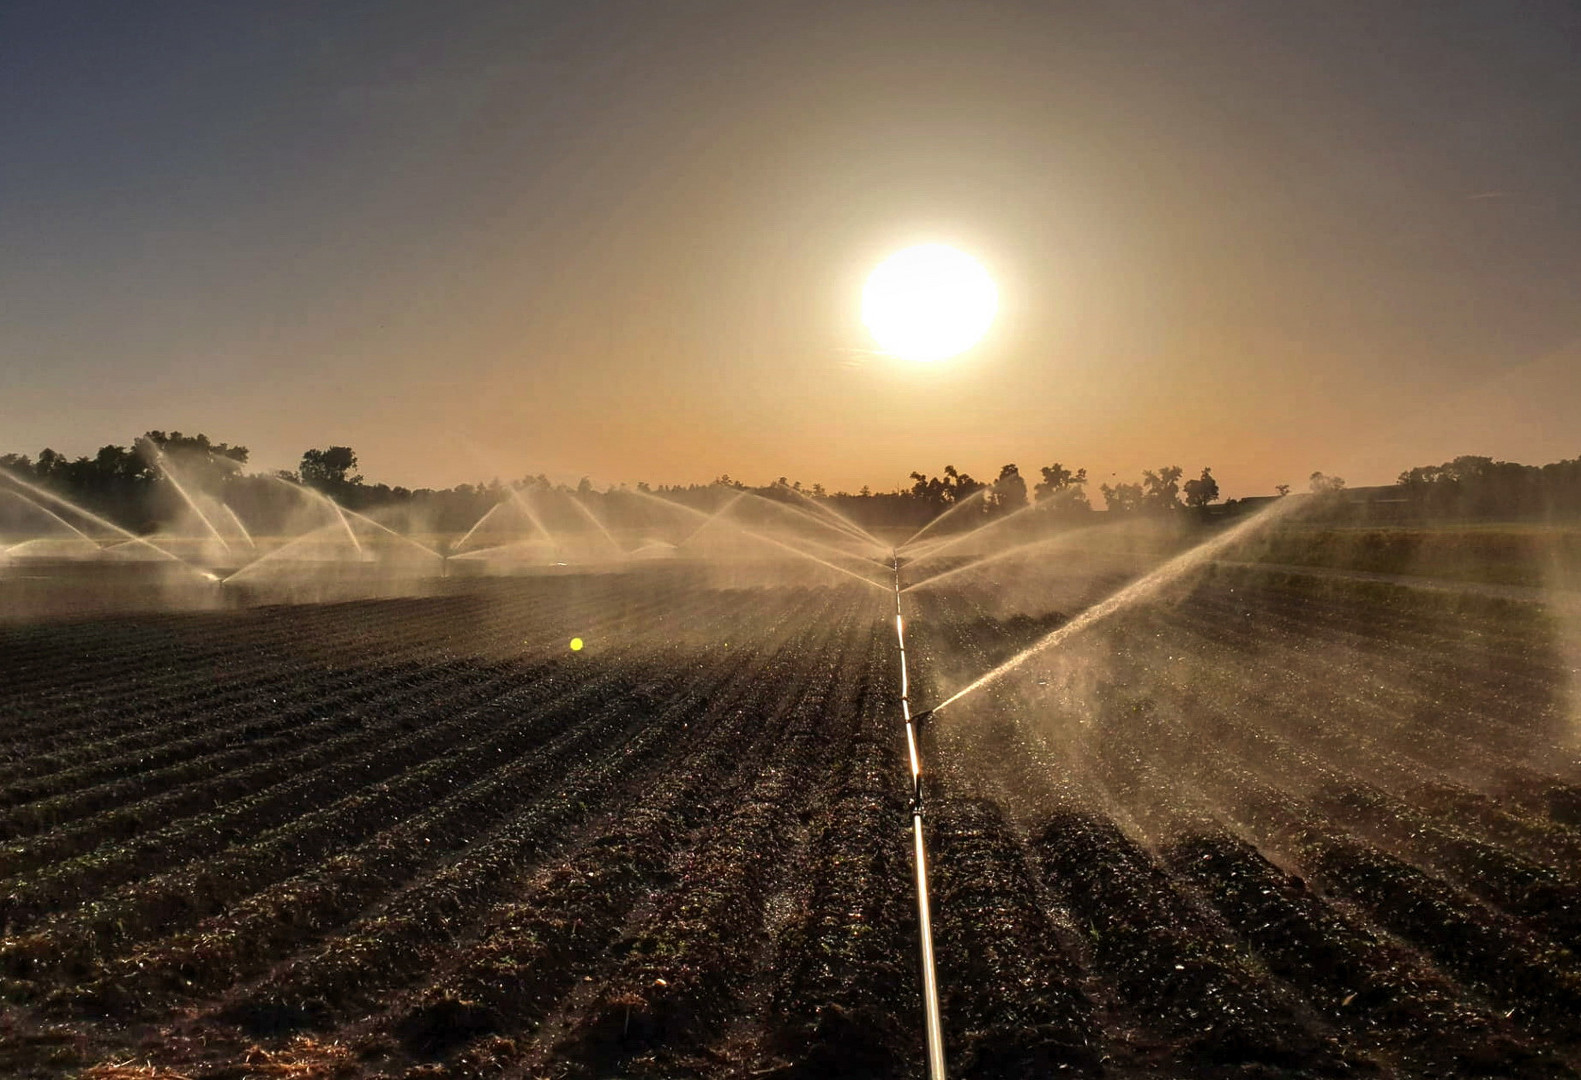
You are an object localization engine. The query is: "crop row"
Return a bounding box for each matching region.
[227,592,863,1044]
[1,589,834,1004]
[914,585,1581,1075]
[0,576,693,780]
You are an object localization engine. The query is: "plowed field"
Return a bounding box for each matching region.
[2,565,1579,1078]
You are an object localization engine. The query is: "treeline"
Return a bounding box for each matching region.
[1395,454,1581,518]
[0,436,502,535]
[5,435,1237,534]
[7,430,1579,537]
[2,432,248,533]
[834,462,1225,528]
[657,461,1224,530]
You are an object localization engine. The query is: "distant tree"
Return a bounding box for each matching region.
[89,445,152,494]
[1394,454,1559,517]
[142,430,248,465]
[4,441,174,530]
[909,464,985,510]
[300,447,361,488]
[1275,484,1291,497]
[908,471,948,507]
[988,464,1029,515]
[1309,471,1346,494]
[1100,481,1144,513]
[1034,463,1079,500]
[135,431,245,494]
[577,476,593,496]
[33,448,65,479]
[1034,462,1091,514]
[1183,467,1220,508]
[950,467,986,504]
[811,483,826,497]
[1141,465,1184,511]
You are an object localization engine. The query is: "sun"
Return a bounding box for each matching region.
[862,244,998,362]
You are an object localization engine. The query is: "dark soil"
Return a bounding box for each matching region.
[2,567,1578,1078]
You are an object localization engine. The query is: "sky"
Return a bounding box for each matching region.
[3,1,1579,498]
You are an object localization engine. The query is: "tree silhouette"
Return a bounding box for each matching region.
[909,465,986,511]
[1392,454,1577,517]
[1100,481,1144,513]
[988,464,1028,514]
[1275,484,1291,497]
[1309,471,1346,494]
[300,447,361,488]
[1033,462,1091,514]
[137,431,247,494]
[142,431,248,465]
[949,467,986,504]
[1142,465,1184,511]
[1183,467,1220,508]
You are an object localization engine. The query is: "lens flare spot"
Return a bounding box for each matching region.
[569,637,584,651]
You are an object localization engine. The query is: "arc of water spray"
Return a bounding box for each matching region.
[902,494,1048,569]
[228,476,443,582]
[335,500,445,560]
[630,489,890,592]
[771,526,894,571]
[719,495,891,570]
[752,488,885,553]
[651,490,888,588]
[441,489,570,562]
[902,522,1109,593]
[150,448,232,554]
[929,501,1297,714]
[899,486,990,550]
[507,488,561,554]
[771,481,886,551]
[566,491,625,555]
[692,512,892,592]
[447,535,560,561]
[267,474,443,561]
[220,504,257,550]
[222,523,345,583]
[0,471,211,577]
[330,502,364,554]
[0,488,101,550]
[455,488,671,563]
[453,501,504,553]
[268,475,362,555]
[677,491,746,547]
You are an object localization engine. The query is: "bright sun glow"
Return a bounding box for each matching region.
[863,244,998,362]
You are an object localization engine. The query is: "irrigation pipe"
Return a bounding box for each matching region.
[892,551,947,1080]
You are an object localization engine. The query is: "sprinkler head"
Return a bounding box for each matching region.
[911,709,934,730]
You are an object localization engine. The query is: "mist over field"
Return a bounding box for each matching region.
[4,434,1581,1077]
